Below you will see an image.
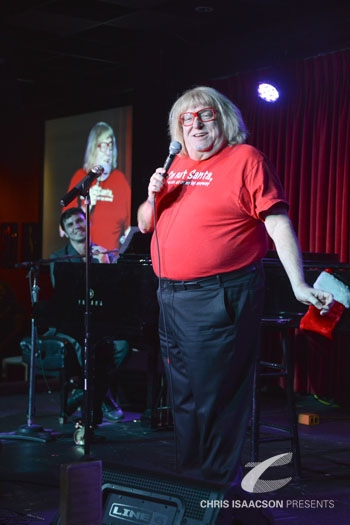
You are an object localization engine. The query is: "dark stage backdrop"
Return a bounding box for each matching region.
[210,49,350,263]
[209,50,350,404]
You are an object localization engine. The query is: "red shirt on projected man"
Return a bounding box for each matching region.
[63,121,131,253]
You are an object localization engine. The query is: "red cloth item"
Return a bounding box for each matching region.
[300,301,346,340]
[300,270,350,340]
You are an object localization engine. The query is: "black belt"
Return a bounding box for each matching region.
[159,262,261,291]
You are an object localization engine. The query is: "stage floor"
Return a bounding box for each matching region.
[0,382,349,525]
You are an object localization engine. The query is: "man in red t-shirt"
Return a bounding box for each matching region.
[138,87,333,487]
[64,121,131,253]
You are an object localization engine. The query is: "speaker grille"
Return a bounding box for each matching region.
[102,465,227,524]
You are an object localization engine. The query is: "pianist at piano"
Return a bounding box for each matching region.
[49,207,129,425]
[49,207,116,285]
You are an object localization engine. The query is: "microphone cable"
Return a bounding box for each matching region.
[147,140,182,463]
[151,193,179,470]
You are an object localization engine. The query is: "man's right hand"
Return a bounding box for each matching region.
[147,169,167,202]
[89,183,102,207]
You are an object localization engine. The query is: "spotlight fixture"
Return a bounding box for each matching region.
[257,82,280,102]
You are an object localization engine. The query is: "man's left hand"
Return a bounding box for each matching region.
[293,284,334,315]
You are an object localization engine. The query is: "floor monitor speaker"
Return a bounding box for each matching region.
[102,464,231,525]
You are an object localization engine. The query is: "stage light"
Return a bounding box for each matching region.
[257,82,280,102]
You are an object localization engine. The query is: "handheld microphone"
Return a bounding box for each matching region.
[162,141,182,176]
[60,165,104,207]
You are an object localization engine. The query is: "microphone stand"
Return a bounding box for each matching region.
[0,265,54,442]
[60,166,104,454]
[78,190,95,456]
[71,191,105,453]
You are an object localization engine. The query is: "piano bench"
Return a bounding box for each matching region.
[250,316,302,478]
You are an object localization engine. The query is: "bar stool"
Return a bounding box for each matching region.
[250,316,302,477]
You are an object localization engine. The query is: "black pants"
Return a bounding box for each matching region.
[91,338,129,416]
[158,262,265,484]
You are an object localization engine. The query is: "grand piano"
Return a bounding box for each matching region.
[49,230,157,344]
[49,231,161,420]
[50,249,350,339]
[48,242,350,418]
[51,257,159,344]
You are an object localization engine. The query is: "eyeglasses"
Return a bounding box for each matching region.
[179,107,217,126]
[97,141,113,152]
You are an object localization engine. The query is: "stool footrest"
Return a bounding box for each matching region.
[259,371,288,377]
[259,423,293,434]
[256,436,294,444]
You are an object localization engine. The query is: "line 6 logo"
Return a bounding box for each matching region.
[109,503,168,524]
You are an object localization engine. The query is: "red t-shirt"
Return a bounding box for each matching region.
[64,168,131,251]
[151,144,288,280]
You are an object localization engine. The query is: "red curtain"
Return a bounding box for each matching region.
[211,49,350,404]
[211,49,350,262]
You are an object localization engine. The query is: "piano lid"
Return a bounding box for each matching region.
[264,250,340,265]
